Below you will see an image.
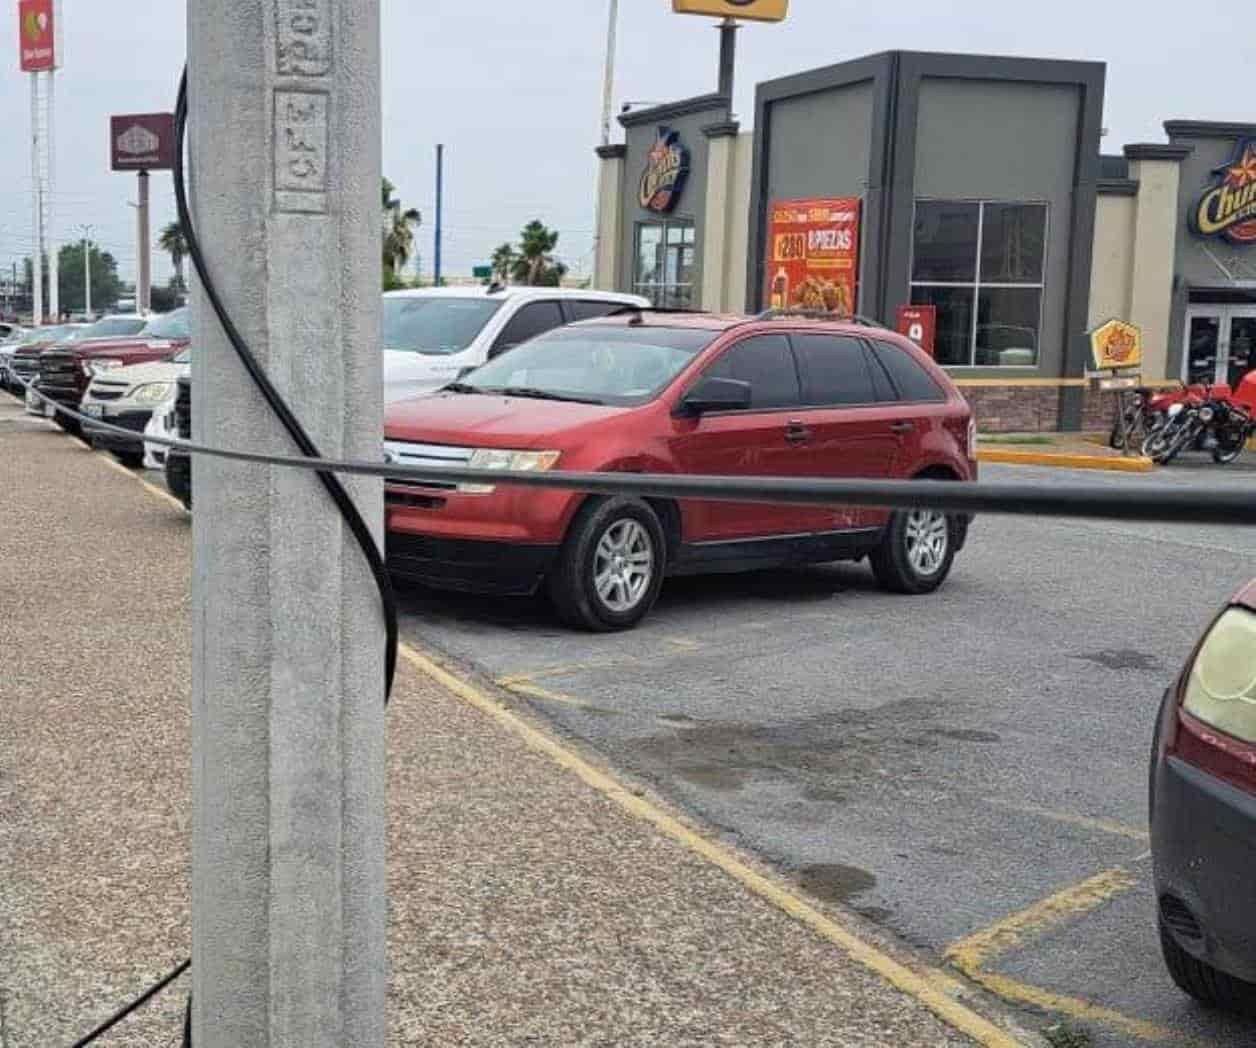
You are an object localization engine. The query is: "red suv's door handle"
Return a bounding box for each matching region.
[785,420,811,445]
[890,421,915,434]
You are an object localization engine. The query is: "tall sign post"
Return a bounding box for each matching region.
[672,0,789,99]
[189,2,386,1045]
[110,113,174,314]
[19,0,61,323]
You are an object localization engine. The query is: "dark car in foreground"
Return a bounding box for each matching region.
[383,311,976,630]
[1152,581,1256,1013]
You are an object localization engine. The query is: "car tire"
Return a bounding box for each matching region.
[1159,917,1256,1014]
[114,450,145,469]
[548,497,665,631]
[53,414,80,436]
[870,508,957,595]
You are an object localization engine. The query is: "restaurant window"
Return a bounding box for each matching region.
[910,201,1047,367]
[634,220,696,309]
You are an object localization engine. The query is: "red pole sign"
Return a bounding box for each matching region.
[896,305,938,358]
[764,197,861,315]
[17,0,55,72]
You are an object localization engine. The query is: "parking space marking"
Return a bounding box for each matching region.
[400,642,1029,1048]
[496,676,615,714]
[945,866,1188,1044]
[982,798,1150,843]
[95,453,189,513]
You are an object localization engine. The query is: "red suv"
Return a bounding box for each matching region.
[383,312,976,629]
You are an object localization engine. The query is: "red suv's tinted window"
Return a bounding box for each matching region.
[791,334,880,406]
[705,334,800,409]
[869,341,946,403]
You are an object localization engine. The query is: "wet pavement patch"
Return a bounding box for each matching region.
[1070,649,1162,672]
[796,862,876,906]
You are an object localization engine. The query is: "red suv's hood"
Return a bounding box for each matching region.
[52,336,190,359]
[385,391,628,447]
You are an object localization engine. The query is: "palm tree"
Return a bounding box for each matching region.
[511,220,563,286]
[158,221,188,291]
[490,243,517,284]
[382,178,421,281]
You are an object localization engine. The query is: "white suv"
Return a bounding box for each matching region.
[382,286,648,403]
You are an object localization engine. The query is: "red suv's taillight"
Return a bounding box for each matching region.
[1168,606,1256,795]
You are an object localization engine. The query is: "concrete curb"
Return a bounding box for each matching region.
[977,448,1156,473]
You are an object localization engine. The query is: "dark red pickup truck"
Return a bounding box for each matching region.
[34,309,190,430]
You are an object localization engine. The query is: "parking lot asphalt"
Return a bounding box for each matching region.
[389,460,1256,1048]
[3,393,1018,1047]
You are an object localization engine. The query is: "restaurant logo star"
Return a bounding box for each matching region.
[1194,138,1256,245]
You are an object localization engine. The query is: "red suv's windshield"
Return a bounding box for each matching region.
[458,324,717,406]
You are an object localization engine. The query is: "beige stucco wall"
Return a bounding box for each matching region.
[1088,193,1136,329]
[593,154,624,291]
[699,131,755,313]
[1126,158,1182,382]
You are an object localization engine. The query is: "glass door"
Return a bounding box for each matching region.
[1184,311,1221,385]
[1224,310,1256,388]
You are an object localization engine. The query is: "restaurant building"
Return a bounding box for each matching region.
[593,50,1256,432]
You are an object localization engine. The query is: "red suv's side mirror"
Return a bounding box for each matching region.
[679,377,752,415]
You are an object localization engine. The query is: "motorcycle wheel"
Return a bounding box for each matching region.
[1213,431,1247,465]
[1142,428,1174,463]
[1160,422,1198,466]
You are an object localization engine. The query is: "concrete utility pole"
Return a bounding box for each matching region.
[188,2,386,1046]
[434,143,444,287]
[31,74,42,326]
[79,224,93,316]
[47,70,58,322]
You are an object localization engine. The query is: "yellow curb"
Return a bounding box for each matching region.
[978,448,1155,472]
[399,642,1029,1048]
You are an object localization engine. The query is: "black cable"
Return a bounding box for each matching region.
[173,68,399,703]
[67,960,189,1048]
[16,374,1256,527]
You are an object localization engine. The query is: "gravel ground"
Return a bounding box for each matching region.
[0,401,993,1046]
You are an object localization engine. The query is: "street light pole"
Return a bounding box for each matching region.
[189,2,386,1044]
[79,223,93,316]
[592,0,619,289]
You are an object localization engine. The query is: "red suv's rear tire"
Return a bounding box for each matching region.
[1159,918,1256,1014]
[870,509,956,594]
[548,497,665,631]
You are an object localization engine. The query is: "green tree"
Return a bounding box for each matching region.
[158,221,189,290]
[510,220,567,287]
[490,243,517,284]
[25,245,123,317]
[382,177,421,286]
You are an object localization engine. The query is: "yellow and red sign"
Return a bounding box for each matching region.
[673,0,790,23]
[1193,139,1256,245]
[17,0,55,72]
[1090,319,1143,372]
[764,197,861,315]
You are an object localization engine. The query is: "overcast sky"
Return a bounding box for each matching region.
[1,1,1249,293]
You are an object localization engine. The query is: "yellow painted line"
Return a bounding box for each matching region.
[977,448,1155,473]
[983,799,1150,844]
[96,451,189,513]
[663,636,704,652]
[496,677,606,712]
[962,970,1184,1044]
[954,378,1089,388]
[400,642,1026,1048]
[947,868,1137,973]
[497,658,619,685]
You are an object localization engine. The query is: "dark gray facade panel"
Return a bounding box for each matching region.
[617,100,726,304]
[909,79,1082,381]
[762,81,875,303]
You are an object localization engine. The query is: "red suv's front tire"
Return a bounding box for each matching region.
[870,508,957,594]
[548,497,665,631]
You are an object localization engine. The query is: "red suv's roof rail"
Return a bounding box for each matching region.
[753,308,891,331]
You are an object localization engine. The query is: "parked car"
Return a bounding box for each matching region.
[164,375,192,511]
[34,310,185,432]
[161,290,646,509]
[383,312,977,629]
[1151,582,1256,1013]
[81,346,190,468]
[382,286,648,402]
[6,323,90,395]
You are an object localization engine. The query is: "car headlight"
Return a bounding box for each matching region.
[461,448,561,494]
[1183,608,1256,742]
[86,359,124,376]
[133,382,175,404]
